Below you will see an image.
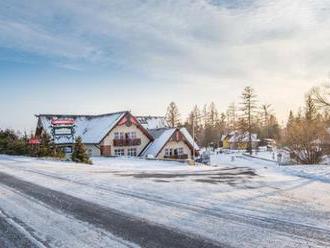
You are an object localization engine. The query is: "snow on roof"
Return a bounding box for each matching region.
[142,127,199,157]
[136,116,169,130]
[180,127,200,150]
[37,112,127,144]
[227,132,259,143]
[142,128,176,157]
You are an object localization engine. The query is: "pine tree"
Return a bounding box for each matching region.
[305,94,317,122]
[240,86,258,154]
[259,104,274,139]
[226,102,237,131]
[185,105,202,144]
[38,133,54,157]
[287,110,294,129]
[165,102,181,128]
[216,113,227,146]
[267,114,280,140]
[71,136,92,164]
[208,102,219,127]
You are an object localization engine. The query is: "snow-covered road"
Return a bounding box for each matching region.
[0,155,330,247]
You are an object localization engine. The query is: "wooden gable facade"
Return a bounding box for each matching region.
[99,112,153,157]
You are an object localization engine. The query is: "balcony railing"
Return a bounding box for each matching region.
[113,138,141,147]
[164,154,189,160]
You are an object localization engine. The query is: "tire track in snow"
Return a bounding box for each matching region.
[0,209,45,248]
[0,172,227,248]
[2,164,330,246]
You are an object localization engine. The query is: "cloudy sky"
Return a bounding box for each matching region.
[1,0,330,131]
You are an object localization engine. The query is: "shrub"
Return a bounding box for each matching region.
[71,137,92,164]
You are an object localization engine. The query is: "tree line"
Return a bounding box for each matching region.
[1,85,330,164]
[165,85,330,164]
[165,86,281,151]
[0,130,91,164]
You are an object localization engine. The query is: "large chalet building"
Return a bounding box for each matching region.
[35,111,199,160]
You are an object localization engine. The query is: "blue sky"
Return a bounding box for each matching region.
[1,0,330,131]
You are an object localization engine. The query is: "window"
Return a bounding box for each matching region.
[127,148,137,156]
[177,147,184,155]
[165,148,173,156]
[127,132,136,139]
[114,149,125,156]
[114,132,125,139]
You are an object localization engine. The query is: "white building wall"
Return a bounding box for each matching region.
[157,140,192,160]
[85,144,101,157]
[101,124,151,156]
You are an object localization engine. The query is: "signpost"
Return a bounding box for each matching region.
[51,118,75,156]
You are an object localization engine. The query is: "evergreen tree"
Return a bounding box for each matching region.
[216,113,227,146]
[71,136,92,164]
[267,114,280,140]
[240,86,258,154]
[226,102,237,131]
[208,102,219,127]
[201,103,221,147]
[287,110,295,129]
[305,94,317,122]
[202,104,208,127]
[37,132,54,157]
[165,102,181,128]
[185,105,202,144]
[261,104,271,132]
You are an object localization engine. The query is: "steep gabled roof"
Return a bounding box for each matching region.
[142,127,199,157]
[136,116,169,130]
[142,128,176,157]
[36,111,128,144]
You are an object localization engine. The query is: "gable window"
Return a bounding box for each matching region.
[127,148,137,156]
[114,149,125,156]
[114,132,125,140]
[127,132,137,139]
[177,147,184,155]
[166,148,173,156]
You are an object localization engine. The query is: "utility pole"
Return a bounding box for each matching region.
[192,115,195,164]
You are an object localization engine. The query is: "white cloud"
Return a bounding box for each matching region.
[1,0,330,121]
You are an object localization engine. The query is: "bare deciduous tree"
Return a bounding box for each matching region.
[284,96,329,164]
[165,102,181,128]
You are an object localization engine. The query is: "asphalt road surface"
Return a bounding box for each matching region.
[0,171,226,248]
[0,213,39,248]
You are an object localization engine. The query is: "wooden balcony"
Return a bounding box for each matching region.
[164,154,189,160]
[113,138,141,147]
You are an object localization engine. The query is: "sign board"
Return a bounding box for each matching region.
[51,118,75,126]
[54,128,73,135]
[51,118,76,147]
[64,146,73,153]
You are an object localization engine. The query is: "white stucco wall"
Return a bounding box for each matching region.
[157,140,192,160]
[101,124,151,156]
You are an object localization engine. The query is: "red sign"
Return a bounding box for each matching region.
[51,118,75,126]
[28,138,40,145]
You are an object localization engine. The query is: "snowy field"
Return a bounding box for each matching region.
[0,154,330,247]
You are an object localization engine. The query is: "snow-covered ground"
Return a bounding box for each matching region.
[0,154,330,247]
